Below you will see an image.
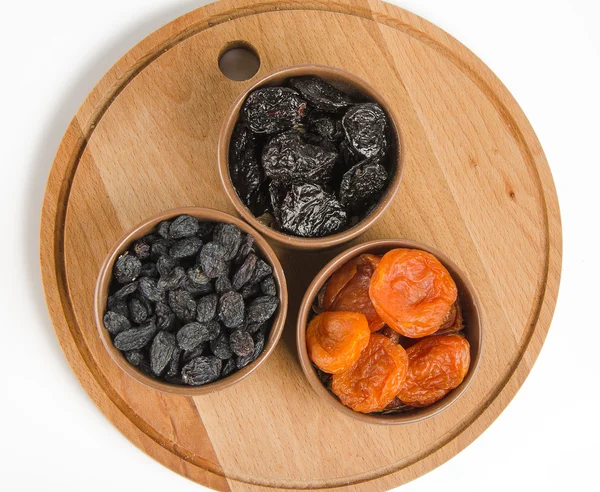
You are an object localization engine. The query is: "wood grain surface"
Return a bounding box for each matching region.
[40,0,562,490]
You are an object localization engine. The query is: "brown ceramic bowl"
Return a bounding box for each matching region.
[297,239,482,424]
[94,207,288,396]
[218,65,404,250]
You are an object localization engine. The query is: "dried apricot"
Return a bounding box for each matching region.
[369,248,457,338]
[332,334,408,413]
[435,301,464,336]
[323,254,384,332]
[307,311,370,374]
[397,335,470,407]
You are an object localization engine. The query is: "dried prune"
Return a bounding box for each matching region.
[331,334,408,413]
[323,254,384,332]
[210,332,233,359]
[138,277,165,303]
[268,180,287,221]
[114,253,141,284]
[218,291,245,328]
[213,223,242,260]
[260,276,277,296]
[199,242,228,278]
[215,276,233,295]
[169,215,200,239]
[246,295,279,324]
[397,335,470,407]
[242,87,307,134]
[103,311,131,335]
[177,321,220,350]
[339,160,388,208]
[113,319,157,351]
[221,357,237,377]
[279,183,347,237]
[113,281,138,299]
[230,329,254,357]
[369,249,458,338]
[262,131,337,185]
[309,113,345,143]
[229,123,265,215]
[107,296,129,318]
[133,239,151,260]
[128,297,149,324]
[306,311,370,374]
[288,76,354,113]
[157,266,185,292]
[168,289,197,322]
[196,293,218,323]
[156,255,177,277]
[181,356,222,386]
[236,329,265,369]
[170,237,202,259]
[232,253,257,290]
[150,331,176,376]
[342,103,389,159]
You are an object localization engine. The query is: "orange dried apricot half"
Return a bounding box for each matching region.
[369,248,457,338]
[306,311,370,374]
[332,334,408,413]
[397,335,470,407]
[323,254,384,332]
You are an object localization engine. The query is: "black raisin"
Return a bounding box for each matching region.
[180,275,213,296]
[242,87,307,134]
[230,329,254,357]
[339,159,388,208]
[183,345,205,363]
[107,296,129,318]
[288,76,354,113]
[199,242,228,278]
[157,266,185,291]
[232,253,257,290]
[218,291,245,328]
[125,350,145,367]
[213,223,242,260]
[262,131,337,185]
[278,183,346,237]
[169,215,200,239]
[215,275,233,295]
[181,356,222,386]
[187,265,211,287]
[260,276,277,296]
[240,282,261,300]
[221,357,237,378]
[150,331,176,376]
[246,322,265,334]
[166,347,182,377]
[133,240,151,260]
[342,103,389,159]
[156,255,177,276]
[234,233,255,266]
[196,293,218,323]
[128,297,149,324]
[247,296,279,324]
[197,222,215,238]
[103,311,131,335]
[139,262,158,278]
[113,281,138,299]
[168,289,197,322]
[151,239,173,259]
[138,277,165,303]
[157,220,171,239]
[177,321,220,350]
[114,253,141,284]
[113,318,157,351]
[236,329,266,369]
[249,258,272,284]
[170,237,202,259]
[210,332,233,359]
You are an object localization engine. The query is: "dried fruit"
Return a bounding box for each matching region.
[331,334,408,413]
[288,76,354,113]
[339,160,388,209]
[169,215,200,239]
[170,237,202,259]
[260,276,277,296]
[133,240,151,260]
[187,265,211,287]
[234,233,255,266]
[167,347,182,377]
[176,321,220,350]
[139,262,158,278]
[240,282,261,300]
[125,350,145,367]
[369,249,458,338]
[221,357,237,377]
[196,294,218,323]
[210,332,233,360]
[181,356,222,386]
[107,296,129,318]
[157,266,185,292]
[103,311,131,335]
[168,289,197,322]
[236,329,265,369]
[309,113,344,143]
[435,301,464,336]
[249,258,272,285]
[230,329,254,357]
[242,87,307,134]
[128,297,149,324]
[246,296,279,324]
[112,281,138,299]
[342,103,389,159]
[113,319,157,351]
[323,254,384,332]
[157,220,171,239]
[156,255,177,277]
[215,276,233,295]
[114,253,141,284]
[155,301,176,331]
[199,242,228,278]
[219,291,245,328]
[397,335,470,407]
[232,253,257,291]
[151,239,173,260]
[306,311,370,374]
[150,331,176,376]
[138,277,165,303]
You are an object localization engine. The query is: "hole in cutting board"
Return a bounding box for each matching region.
[219,42,260,81]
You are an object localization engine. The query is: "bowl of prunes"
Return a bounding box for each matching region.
[219,65,404,249]
[94,207,288,395]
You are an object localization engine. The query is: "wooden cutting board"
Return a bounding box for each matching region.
[40,0,561,490]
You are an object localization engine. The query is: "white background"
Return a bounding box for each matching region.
[1,0,598,490]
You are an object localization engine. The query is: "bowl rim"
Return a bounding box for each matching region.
[94,206,288,396]
[217,63,405,250]
[296,238,483,424]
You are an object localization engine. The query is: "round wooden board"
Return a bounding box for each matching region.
[40,0,561,490]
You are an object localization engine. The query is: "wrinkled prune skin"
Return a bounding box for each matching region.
[309,113,345,143]
[262,131,337,185]
[268,180,287,221]
[288,76,354,113]
[229,122,266,215]
[181,356,222,386]
[279,183,347,237]
[339,159,388,208]
[242,87,307,134]
[342,103,389,159]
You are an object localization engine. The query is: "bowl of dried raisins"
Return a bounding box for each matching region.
[218,65,403,249]
[297,239,482,424]
[94,208,288,395]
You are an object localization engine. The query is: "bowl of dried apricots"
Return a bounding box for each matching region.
[297,239,482,424]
